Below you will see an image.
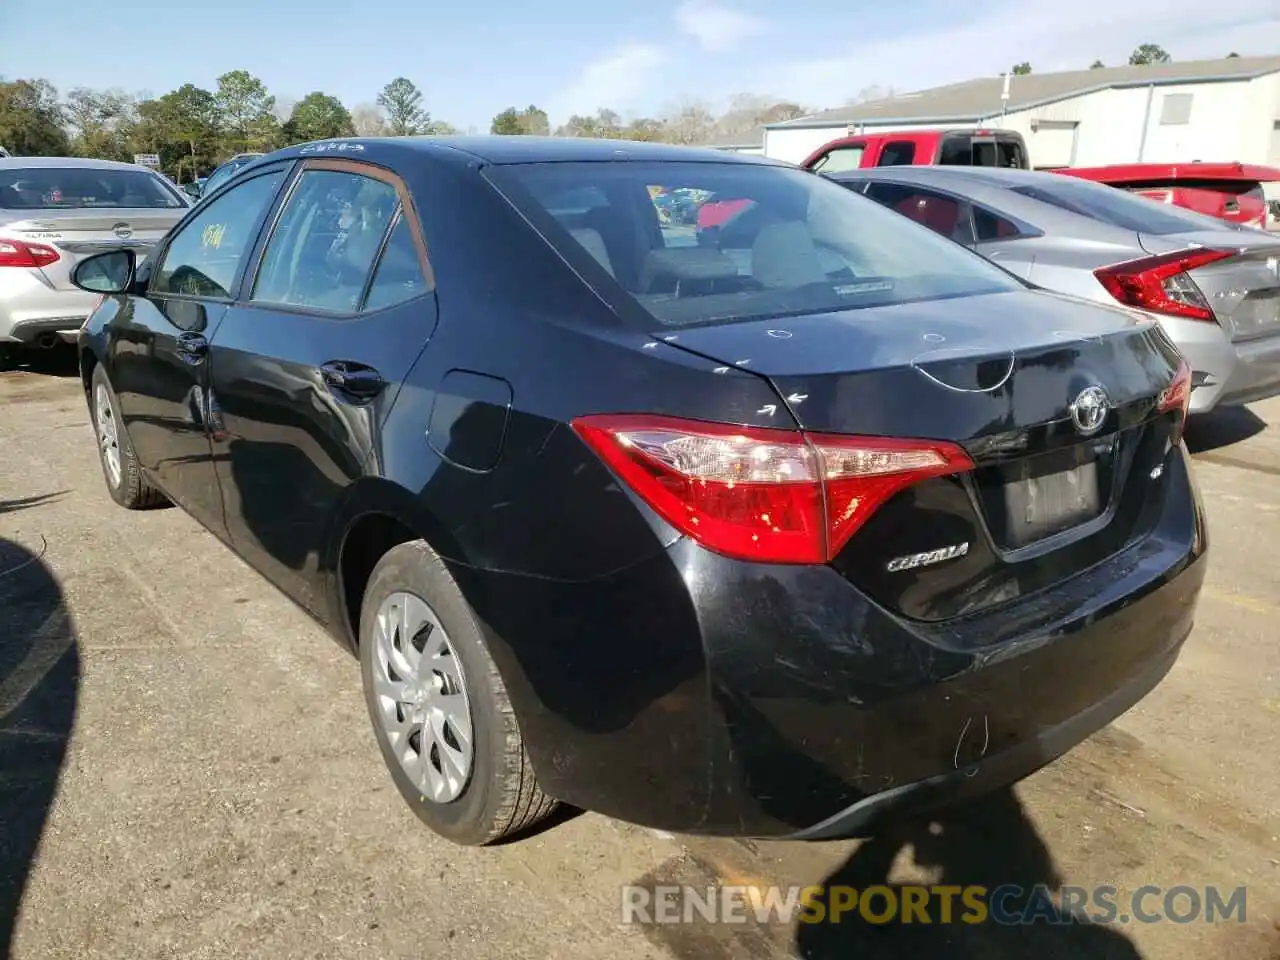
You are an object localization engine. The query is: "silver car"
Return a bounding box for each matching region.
[0,157,189,352]
[834,166,1280,414]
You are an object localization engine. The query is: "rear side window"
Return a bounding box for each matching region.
[1012,179,1220,234]
[487,160,1022,331]
[151,170,286,298]
[363,214,431,311]
[252,169,399,313]
[0,166,185,210]
[810,146,865,173]
[877,141,917,166]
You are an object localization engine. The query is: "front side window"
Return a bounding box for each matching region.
[0,166,185,210]
[151,170,286,299]
[488,160,1021,331]
[810,146,865,173]
[252,169,399,313]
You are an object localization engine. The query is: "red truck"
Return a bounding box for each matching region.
[697,128,1031,234]
[800,128,1031,173]
[1054,162,1279,231]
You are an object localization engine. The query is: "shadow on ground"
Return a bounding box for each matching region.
[0,518,80,957]
[794,789,1142,959]
[1184,405,1267,455]
[0,345,79,378]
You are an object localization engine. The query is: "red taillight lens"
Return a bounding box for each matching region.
[1157,358,1193,439]
[0,238,60,268]
[1094,248,1232,322]
[572,414,974,564]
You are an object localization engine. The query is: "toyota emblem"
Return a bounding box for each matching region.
[112,222,133,240]
[1069,386,1109,436]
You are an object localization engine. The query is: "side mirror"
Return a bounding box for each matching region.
[183,182,202,199]
[72,249,136,294]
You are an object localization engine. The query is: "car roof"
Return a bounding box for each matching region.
[264,135,787,168]
[829,165,1058,190]
[0,156,163,172]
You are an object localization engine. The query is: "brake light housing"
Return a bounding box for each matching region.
[572,414,974,564]
[0,238,60,268]
[1157,357,1193,439]
[1094,248,1232,322]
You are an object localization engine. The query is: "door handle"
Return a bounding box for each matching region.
[320,360,385,400]
[176,332,208,360]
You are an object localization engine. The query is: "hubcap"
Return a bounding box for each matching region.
[371,591,474,803]
[94,383,122,488]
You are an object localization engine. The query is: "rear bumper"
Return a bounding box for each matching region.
[0,273,98,343]
[461,444,1206,838]
[1162,315,1280,413]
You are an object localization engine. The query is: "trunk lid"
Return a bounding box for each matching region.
[1139,230,1280,341]
[664,289,1185,621]
[0,209,184,290]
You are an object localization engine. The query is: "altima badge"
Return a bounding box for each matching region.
[887,543,970,572]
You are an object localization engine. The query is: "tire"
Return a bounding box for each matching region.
[90,365,167,510]
[359,539,556,845]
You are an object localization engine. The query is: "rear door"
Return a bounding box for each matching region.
[206,159,437,614]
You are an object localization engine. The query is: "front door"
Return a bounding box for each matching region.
[110,167,290,535]
[206,161,437,616]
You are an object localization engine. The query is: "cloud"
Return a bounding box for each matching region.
[772,0,1280,106]
[674,0,767,53]
[546,43,667,125]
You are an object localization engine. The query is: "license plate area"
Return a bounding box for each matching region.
[976,439,1118,550]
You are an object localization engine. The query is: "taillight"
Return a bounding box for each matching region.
[1094,248,1232,322]
[572,414,974,564]
[0,238,60,268]
[1157,357,1193,439]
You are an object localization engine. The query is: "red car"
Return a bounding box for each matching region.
[1057,162,1278,231]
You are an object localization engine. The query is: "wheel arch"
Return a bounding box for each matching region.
[327,477,473,654]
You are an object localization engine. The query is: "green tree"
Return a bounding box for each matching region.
[284,91,355,143]
[1129,44,1171,65]
[215,69,278,154]
[155,84,220,180]
[0,78,69,155]
[1012,62,1032,75]
[377,77,426,136]
[1090,59,1105,69]
[490,105,550,135]
[1227,52,1240,58]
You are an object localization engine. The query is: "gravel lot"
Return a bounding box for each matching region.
[2,348,1278,959]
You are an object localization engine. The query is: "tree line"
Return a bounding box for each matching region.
[0,69,808,183]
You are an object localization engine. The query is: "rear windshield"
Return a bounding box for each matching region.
[487,160,1022,330]
[0,166,184,210]
[1011,178,1228,235]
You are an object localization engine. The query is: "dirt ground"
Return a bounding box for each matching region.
[1,347,1277,960]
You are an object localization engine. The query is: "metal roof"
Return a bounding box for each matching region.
[768,55,1280,130]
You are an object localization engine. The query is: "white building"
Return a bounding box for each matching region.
[758,55,1280,170]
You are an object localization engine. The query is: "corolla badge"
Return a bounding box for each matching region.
[112,222,133,240]
[1069,385,1109,436]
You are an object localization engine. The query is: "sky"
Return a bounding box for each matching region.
[2,0,1278,131]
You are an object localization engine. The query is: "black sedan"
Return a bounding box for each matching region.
[70,135,1206,846]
